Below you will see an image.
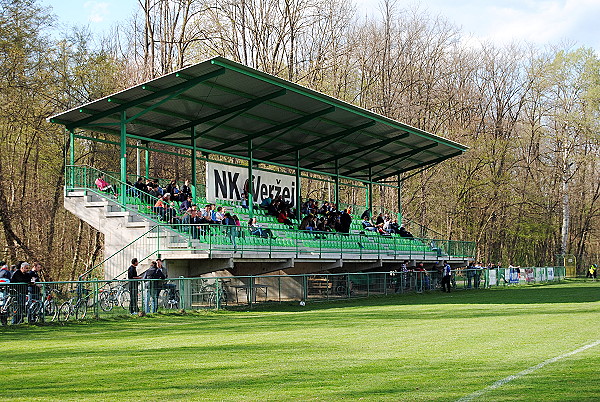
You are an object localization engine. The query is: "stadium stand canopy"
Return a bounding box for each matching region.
[49,56,467,185]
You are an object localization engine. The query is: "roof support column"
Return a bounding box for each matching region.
[367,167,373,213]
[68,128,75,189]
[397,175,403,224]
[334,159,340,209]
[144,143,150,179]
[248,140,254,219]
[296,150,301,216]
[136,140,141,177]
[120,111,127,206]
[191,126,197,203]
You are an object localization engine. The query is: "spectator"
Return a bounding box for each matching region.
[277,208,294,228]
[10,262,32,324]
[399,226,414,238]
[127,258,141,314]
[28,262,42,300]
[360,208,371,221]
[180,179,192,199]
[375,213,384,226]
[248,218,275,239]
[153,194,176,222]
[0,261,11,281]
[180,195,193,214]
[259,194,273,209]
[339,207,352,234]
[142,261,164,313]
[95,173,117,196]
[299,214,316,232]
[441,261,452,293]
[156,259,176,302]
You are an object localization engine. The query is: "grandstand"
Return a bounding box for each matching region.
[49,56,473,280]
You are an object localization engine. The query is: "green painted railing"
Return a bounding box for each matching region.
[65,165,476,262]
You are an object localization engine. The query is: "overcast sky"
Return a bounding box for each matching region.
[41,0,600,53]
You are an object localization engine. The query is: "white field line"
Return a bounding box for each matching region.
[456,339,600,402]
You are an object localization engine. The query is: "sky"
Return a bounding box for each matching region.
[41,0,600,53]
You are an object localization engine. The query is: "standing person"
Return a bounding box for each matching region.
[441,261,452,293]
[588,264,597,281]
[143,261,165,313]
[339,207,352,234]
[0,261,11,281]
[10,262,32,324]
[128,258,141,314]
[156,259,176,303]
[28,262,42,301]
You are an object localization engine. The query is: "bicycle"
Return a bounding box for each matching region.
[157,280,180,309]
[58,288,94,321]
[207,279,230,308]
[99,282,130,312]
[42,288,61,321]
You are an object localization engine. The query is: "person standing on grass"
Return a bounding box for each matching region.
[143,261,165,313]
[10,262,32,324]
[441,261,452,293]
[128,258,141,314]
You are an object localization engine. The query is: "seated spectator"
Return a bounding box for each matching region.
[248,217,275,238]
[360,208,371,221]
[241,192,249,209]
[259,194,273,209]
[399,226,414,238]
[299,214,316,232]
[180,195,193,214]
[389,219,401,234]
[95,174,117,196]
[268,199,281,216]
[375,213,384,226]
[362,218,378,232]
[277,208,294,228]
[198,205,214,224]
[153,193,176,222]
[213,206,225,224]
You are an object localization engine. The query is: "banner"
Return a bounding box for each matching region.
[488,269,497,286]
[206,162,297,207]
[509,268,519,284]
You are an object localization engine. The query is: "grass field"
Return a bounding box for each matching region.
[1,280,599,401]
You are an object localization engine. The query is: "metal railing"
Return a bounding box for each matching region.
[0,266,565,325]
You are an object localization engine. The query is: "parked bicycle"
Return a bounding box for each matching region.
[58,288,94,321]
[99,282,130,312]
[157,280,180,309]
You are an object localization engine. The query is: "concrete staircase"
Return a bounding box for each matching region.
[64,189,214,278]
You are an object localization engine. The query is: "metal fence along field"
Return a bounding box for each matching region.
[0,267,565,326]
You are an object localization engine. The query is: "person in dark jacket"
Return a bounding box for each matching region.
[10,262,32,324]
[143,261,165,313]
[339,208,352,234]
[128,258,141,314]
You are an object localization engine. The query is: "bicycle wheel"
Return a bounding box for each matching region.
[119,290,130,311]
[99,291,114,312]
[1,299,15,325]
[58,302,71,322]
[28,300,42,323]
[157,289,169,309]
[75,298,90,320]
[44,298,57,317]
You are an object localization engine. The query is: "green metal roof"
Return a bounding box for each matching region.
[49,56,467,181]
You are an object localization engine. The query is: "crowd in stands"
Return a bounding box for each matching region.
[95,172,420,243]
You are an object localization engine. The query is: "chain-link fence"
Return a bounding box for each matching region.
[0,266,565,325]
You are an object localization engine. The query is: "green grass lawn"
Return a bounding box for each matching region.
[1,280,599,401]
